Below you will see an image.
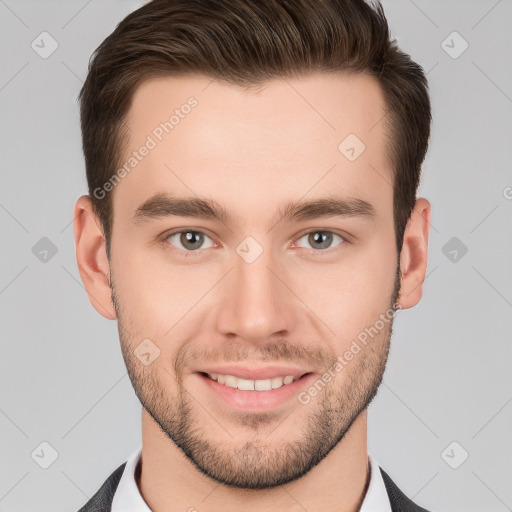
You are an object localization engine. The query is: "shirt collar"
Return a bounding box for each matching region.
[111,445,151,512]
[360,453,392,512]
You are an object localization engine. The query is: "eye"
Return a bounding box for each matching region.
[160,228,346,257]
[294,230,345,251]
[163,230,216,254]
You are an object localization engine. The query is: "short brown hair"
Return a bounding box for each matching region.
[78,0,431,260]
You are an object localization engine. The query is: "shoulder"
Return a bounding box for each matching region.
[75,462,127,512]
[379,466,432,512]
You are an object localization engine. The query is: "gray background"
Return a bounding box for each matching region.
[0,1,511,511]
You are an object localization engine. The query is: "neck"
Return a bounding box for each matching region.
[137,409,370,512]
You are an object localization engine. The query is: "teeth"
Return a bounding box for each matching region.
[207,373,302,391]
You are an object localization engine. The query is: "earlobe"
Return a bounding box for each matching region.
[73,195,117,320]
[397,197,431,310]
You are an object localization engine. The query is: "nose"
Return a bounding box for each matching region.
[214,245,298,344]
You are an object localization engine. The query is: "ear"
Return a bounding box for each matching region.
[397,197,431,309]
[73,195,117,320]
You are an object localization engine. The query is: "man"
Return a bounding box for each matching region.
[73,0,432,510]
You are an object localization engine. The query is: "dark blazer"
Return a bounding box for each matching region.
[77,462,431,512]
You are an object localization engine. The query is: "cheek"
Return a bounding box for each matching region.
[112,226,397,346]
[112,246,215,342]
[292,237,397,346]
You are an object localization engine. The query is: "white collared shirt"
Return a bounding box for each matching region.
[111,446,392,512]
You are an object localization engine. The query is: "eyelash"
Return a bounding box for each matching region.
[158,229,347,258]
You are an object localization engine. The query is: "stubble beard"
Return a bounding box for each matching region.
[110,264,401,489]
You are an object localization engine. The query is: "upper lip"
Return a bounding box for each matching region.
[198,365,312,381]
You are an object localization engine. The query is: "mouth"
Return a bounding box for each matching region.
[196,371,316,411]
[199,371,310,391]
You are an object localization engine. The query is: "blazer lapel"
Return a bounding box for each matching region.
[76,462,126,512]
[379,466,431,512]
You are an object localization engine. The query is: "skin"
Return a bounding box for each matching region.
[73,72,431,512]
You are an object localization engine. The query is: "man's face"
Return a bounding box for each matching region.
[108,73,400,489]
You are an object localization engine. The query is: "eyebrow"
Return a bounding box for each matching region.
[132,192,376,227]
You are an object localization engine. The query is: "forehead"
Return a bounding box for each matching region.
[114,72,392,227]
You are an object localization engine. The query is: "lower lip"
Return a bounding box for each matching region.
[197,372,316,411]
